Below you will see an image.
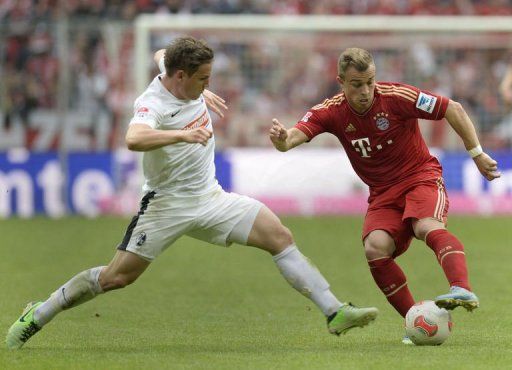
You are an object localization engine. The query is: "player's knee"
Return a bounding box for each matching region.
[272,225,294,251]
[364,231,395,260]
[280,226,294,247]
[101,273,138,291]
[364,243,387,260]
[246,213,294,254]
[115,275,137,289]
[413,219,445,241]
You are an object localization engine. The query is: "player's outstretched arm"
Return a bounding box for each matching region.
[499,65,512,106]
[444,100,501,181]
[269,118,309,152]
[153,49,165,67]
[126,123,212,151]
[153,49,227,117]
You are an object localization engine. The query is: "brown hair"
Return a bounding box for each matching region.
[337,48,374,79]
[164,36,214,77]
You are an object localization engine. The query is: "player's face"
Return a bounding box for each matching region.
[180,63,212,100]
[338,64,376,114]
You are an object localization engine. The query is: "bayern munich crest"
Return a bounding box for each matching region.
[374,112,390,131]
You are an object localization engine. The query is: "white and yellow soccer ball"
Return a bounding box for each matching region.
[405,300,453,345]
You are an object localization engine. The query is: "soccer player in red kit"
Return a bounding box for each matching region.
[269,48,501,342]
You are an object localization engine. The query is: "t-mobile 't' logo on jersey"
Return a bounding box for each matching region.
[351,137,395,157]
[351,138,372,157]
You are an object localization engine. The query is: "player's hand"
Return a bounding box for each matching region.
[473,152,501,181]
[269,118,288,144]
[181,127,213,146]
[502,89,512,106]
[203,89,227,118]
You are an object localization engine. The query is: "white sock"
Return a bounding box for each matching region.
[273,245,343,316]
[34,266,105,326]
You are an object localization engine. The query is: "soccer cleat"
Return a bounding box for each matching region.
[402,335,413,345]
[327,303,378,336]
[6,302,43,349]
[435,286,479,311]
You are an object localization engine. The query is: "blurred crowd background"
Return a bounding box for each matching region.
[3,0,512,18]
[2,0,512,151]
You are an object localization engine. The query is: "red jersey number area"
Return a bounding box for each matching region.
[294,82,450,191]
[363,177,449,258]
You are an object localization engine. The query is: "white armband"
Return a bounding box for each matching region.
[467,145,483,158]
[158,56,165,73]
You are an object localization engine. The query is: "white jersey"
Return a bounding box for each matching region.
[129,74,219,196]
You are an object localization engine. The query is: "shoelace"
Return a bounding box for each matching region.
[327,302,358,324]
[344,302,357,311]
[20,322,40,342]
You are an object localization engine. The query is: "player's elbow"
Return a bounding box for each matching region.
[447,100,465,116]
[125,133,143,151]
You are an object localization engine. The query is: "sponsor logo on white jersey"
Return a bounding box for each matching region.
[183,110,210,130]
[416,92,437,113]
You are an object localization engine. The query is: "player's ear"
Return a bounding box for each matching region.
[176,70,186,81]
[336,75,344,86]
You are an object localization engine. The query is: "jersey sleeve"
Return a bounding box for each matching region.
[294,106,331,140]
[388,83,449,121]
[129,98,161,129]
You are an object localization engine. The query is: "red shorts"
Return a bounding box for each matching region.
[362,177,449,258]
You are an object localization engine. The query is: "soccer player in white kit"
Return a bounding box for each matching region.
[6,36,378,350]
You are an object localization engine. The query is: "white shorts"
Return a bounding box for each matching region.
[117,189,263,261]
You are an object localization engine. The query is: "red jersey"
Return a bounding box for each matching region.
[294,82,450,192]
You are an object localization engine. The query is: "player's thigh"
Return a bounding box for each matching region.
[405,177,449,226]
[117,192,195,261]
[244,205,293,254]
[363,207,413,258]
[186,191,265,248]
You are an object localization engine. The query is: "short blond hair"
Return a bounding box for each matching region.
[337,48,374,79]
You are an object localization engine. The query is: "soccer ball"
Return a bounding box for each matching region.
[405,300,453,345]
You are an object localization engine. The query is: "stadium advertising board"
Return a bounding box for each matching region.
[0,150,510,217]
[228,149,512,215]
[0,151,115,218]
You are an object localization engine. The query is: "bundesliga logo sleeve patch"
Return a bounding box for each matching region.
[136,107,150,118]
[416,92,437,113]
[300,112,313,122]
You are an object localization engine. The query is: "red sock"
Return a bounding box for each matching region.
[425,229,471,291]
[368,257,415,317]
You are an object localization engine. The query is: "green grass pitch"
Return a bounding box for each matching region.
[1,216,511,369]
